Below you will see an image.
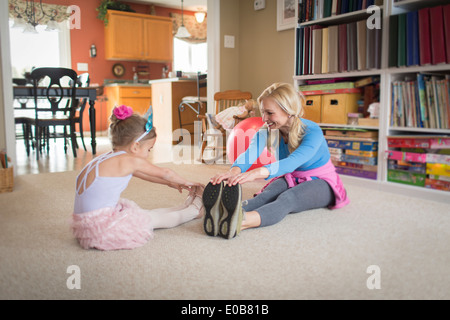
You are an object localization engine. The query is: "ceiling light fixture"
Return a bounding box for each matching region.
[12,0,59,33]
[175,0,191,38]
[194,10,206,23]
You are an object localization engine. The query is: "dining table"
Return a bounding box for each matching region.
[12,85,99,155]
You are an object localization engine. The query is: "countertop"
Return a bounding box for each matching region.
[104,82,152,87]
[104,77,197,87]
[148,77,198,84]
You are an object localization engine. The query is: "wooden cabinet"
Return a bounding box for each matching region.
[151,79,206,145]
[104,85,152,123]
[104,10,173,62]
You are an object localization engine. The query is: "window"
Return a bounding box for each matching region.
[9,20,71,79]
[173,38,207,73]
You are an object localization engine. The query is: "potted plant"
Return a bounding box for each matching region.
[96,0,135,26]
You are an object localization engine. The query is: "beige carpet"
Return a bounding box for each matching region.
[0,163,449,300]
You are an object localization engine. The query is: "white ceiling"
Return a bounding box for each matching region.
[127,0,207,12]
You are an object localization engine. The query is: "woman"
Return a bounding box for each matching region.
[202,83,349,239]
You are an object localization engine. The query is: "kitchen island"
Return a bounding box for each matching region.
[150,77,206,145]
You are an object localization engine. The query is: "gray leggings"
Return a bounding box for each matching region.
[243,178,335,227]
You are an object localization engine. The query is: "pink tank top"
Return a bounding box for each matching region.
[73,151,132,214]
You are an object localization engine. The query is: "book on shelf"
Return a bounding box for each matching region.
[390,73,450,130]
[406,10,420,67]
[324,128,378,138]
[326,136,379,151]
[390,4,450,68]
[444,5,450,64]
[388,159,426,174]
[326,127,379,180]
[334,159,378,172]
[430,5,447,65]
[418,7,431,66]
[296,18,381,75]
[386,135,450,191]
[328,25,339,73]
[356,20,366,71]
[335,166,377,179]
[299,81,355,91]
[298,0,383,23]
[312,26,323,74]
[389,14,399,68]
[425,178,450,191]
[354,76,379,88]
[387,169,426,187]
[301,88,362,95]
[387,135,450,149]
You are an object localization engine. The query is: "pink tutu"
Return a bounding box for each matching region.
[71,198,154,251]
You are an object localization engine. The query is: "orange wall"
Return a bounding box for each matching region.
[43,0,196,85]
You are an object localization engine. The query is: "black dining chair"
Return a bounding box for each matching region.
[27,67,79,160]
[13,78,34,156]
[71,72,90,151]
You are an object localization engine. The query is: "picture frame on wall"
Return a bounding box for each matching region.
[277,0,297,31]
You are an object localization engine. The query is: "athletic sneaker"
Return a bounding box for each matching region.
[202,182,224,236]
[219,184,243,239]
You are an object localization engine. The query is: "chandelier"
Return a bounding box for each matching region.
[175,0,191,38]
[12,0,59,33]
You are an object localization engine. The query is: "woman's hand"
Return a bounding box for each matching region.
[210,167,242,185]
[226,167,270,186]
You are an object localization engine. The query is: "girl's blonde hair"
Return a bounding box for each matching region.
[257,83,306,153]
[109,110,156,148]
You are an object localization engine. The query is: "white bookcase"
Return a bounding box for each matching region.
[293,0,450,203]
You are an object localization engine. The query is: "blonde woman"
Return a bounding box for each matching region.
[203,83,349,239]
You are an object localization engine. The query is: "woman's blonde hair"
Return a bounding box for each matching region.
[257,83,305,153]
[109,110,156,148]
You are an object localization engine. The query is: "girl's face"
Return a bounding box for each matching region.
[135,137,156,159]
[261,97,291,132]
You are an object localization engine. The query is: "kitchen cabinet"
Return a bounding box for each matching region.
[104,10,173,62]
[104,85,152,121]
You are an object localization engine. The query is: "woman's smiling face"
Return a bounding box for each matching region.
[261,97,292,132]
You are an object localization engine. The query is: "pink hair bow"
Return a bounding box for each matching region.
[113,105,133,120]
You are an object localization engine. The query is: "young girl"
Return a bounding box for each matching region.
[72,105,204,251]
[203,83,349,239]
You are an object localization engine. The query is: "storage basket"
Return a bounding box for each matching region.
[0,166,14,193]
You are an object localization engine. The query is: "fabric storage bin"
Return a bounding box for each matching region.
[321,93,361,124]
[303,95,322,123]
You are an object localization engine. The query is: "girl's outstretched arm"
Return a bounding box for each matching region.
[131,157,204,191]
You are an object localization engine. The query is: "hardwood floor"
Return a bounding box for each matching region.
[14,134,205,175]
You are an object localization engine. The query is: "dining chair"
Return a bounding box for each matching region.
[13,78,34,156]
[197,89,252,163]
[178,72,207,143]
[71,72,90,151]
[27,67,79,160]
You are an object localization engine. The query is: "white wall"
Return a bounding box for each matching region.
[0,0,16,167]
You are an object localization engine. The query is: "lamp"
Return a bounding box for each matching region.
[194,11,206,23]
[12,0,58,33]
[175,0,191,38]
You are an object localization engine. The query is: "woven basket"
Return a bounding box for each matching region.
[0,166,14,193]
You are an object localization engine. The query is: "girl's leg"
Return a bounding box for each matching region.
[147,193,198,215]
[146,198,204,229]
[245,179,335,228]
